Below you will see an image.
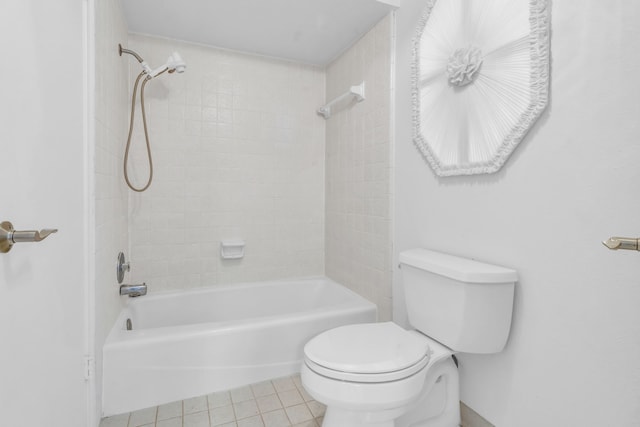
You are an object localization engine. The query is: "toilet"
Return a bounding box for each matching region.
[301,248,517,427]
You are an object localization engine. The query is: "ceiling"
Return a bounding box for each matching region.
[122,0,399,66]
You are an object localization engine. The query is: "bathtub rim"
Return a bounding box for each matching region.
[105,275,377,347]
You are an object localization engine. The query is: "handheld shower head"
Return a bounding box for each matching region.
[119,44,186,79]
[147,51,187,78]
[167,52,186,74]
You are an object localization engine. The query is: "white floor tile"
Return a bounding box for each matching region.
[256,394,282,413]
[158,401,182,420]
[251,381,276,397]
[234,399,259,419]
[129,406,157,426]
[208,391,232,408]
[210,404,236,426]
[305,401,325,418]
[99,413,129,427]
[296,387,313,403]
[185,395,209,414]
[236,415,265,427]
[262,409,291,427]
[185,410,211,427]
[291,375,302,390]
[156,417,182,427]
[231,386,254,403]
[277,389,303,408]
[284,404,313,424]
[272,377,296,393]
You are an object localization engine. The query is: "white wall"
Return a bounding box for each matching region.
[0,1,89,425]
[394,0,640,425]
[94,0,129,419]
[325,15,394,321]
[127,35,326,291]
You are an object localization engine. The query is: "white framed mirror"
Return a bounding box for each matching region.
[412,0,550,176]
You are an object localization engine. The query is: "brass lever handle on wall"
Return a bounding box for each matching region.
[0,221,58,253]
[602,236,640,251]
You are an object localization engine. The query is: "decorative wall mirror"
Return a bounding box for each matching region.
[412,0,550,176]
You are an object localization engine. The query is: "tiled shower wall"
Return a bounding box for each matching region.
[127,35,326,291]
[324,15,394,320]
[94,0,129,418]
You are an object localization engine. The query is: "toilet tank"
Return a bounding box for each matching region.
[399,249,517,354]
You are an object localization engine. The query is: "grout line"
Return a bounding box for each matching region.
[151,406,158,427]
[257,407,267,427]
[273,382,293,425]
[294,376,319,427]
[230,391,239,424]
[152,405,156,427]
[254,382,266,427]
[206,394,212,427]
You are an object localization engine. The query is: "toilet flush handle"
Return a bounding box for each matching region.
[602,236,640,251]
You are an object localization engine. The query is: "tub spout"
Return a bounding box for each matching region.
[120,283,147,297]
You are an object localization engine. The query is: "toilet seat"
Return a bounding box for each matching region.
[303,322,431,383]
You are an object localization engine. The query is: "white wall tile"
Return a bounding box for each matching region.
[127,35,326,291]
[324,15,393,320]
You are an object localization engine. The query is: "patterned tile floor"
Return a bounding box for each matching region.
[100,375,325,427]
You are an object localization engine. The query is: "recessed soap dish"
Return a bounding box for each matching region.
[220,239,245,260]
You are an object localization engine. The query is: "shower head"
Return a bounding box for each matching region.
[167,52,186,74]
[119,44,186,79]
[146,51,187,78]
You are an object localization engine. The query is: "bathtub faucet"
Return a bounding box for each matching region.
[120,283,147,297]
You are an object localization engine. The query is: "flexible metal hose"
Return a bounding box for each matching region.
[123,69,166,192]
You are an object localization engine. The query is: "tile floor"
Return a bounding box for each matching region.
[99,375,325,427]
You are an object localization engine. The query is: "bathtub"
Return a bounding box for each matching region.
[102,277,377,416]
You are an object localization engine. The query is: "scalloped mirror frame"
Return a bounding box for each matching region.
[412,0,550,176]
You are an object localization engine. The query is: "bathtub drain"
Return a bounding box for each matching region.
[126,318,133,331]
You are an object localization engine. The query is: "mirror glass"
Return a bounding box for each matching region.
[412,0,550,176]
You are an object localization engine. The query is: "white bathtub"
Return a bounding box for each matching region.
[102,277,377,416]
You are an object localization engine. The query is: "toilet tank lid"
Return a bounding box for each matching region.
[399,249,518,283]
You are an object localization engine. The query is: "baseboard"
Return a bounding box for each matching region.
[460,401,494,427]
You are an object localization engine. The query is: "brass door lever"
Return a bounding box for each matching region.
[0,221,58,253]
[602,236,640,251]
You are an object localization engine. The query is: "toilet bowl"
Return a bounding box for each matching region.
[302,322,459,427]
[301,249,517,427]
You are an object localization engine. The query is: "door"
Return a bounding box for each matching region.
[0,1,90,426]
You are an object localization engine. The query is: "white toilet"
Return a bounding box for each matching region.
[301,248,517,427]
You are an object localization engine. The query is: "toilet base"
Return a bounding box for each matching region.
[396,357,460,427]
[312,356,461,427]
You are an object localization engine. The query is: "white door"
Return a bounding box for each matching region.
[0,1,90,426]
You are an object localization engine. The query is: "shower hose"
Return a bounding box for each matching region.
[123,69,166,192]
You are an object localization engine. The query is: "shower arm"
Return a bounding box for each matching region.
[119,44,153,75]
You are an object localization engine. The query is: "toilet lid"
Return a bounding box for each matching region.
[304,322,430,375]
